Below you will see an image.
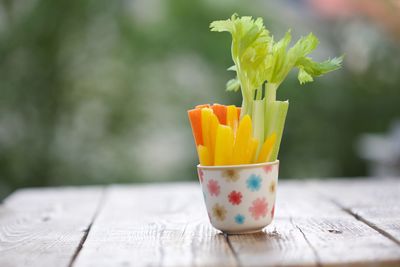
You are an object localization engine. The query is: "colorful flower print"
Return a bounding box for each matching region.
[212,203,227,221]
[269,180,276,193]
[198,169,204,183]
[249,198,268,220]
[222,169,240,182]
[263,165,273,173]
[207,179,220,196]
[246,174,262,191]
[271,204,275,218]
[234,214,245,224]
[228,191,242,205]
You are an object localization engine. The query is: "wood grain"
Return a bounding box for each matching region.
[310,179,400,244]
[0,187,103,267]
[227,180,400,267]
[1,179,400,267]
[73,183,237,267]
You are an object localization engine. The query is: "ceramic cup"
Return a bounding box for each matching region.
[197,160,279,234]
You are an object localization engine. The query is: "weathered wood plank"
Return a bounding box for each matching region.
[2,179,399,267]
[74,183,238,267]
[0,187,103,267]
[310,179,400,244]
[228,180,400,267]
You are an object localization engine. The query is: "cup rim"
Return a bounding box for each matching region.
[197,160,279,170]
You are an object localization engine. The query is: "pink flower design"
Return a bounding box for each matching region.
[271,204,275,218]
[263,165,273,173]
[198,169,204,183]
[207,179,220,196]
[249,198,268,220]
[228,191,242,205]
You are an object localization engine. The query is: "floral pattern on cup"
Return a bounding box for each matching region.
[246,174,262,191]
[228,191,242,205]
[249,197,268,220]
[207,179,220,196]
[198,161,279,233]
[212,203,227,221]
[271,204,275,218]
[263,165,273,173]
[234,214,245,224]
[198,169,204,183]
[222,169,239,182]
[269,180,276,193]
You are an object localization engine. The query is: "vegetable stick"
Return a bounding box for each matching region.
[245,138,259,164]
[209,14,342,165]
[187,108,203,145]
[264,101,288,161]
[252,99,265,157]
[232,115,252,164]
[197,145,212,166]
[201,108,219,164]
[214,125,234,165]
[226,105,239,135]
[195,104,210,109]
[201,108,214,164]
[211,104,227,125]
[209,113,219,164]
[256,133,277,163]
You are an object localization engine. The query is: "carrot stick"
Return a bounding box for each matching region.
[195,104,210,109]
[211,104,227,125]
[188,108,203,146]
[237,107,241,119]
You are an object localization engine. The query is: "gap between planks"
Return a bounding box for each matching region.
[224,233,242,267]
[331,199,400,247]
[290,217,323,267]
[68,187,108,267]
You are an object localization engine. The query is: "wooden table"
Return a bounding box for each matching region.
[1,179,399,267]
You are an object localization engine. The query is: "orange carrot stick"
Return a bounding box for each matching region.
[211,104,227,125]
[188,108,203,146]
[195,104,210,109]
[237,107,241,119]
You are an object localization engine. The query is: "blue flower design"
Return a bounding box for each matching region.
[234,214,245,224]
[246,174,262,191]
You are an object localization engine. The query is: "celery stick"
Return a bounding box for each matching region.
[252,99,265,157]
[264,101,289,161]
[211,14,342,164]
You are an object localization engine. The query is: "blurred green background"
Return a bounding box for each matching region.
[1,0,400,198]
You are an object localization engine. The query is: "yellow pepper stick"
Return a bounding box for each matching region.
[214,125,234,166]
[245,138,259,164]
[197,145,212,166]
[226,105,239,135]
[232,115,252,164]
[209,113,219,165]
[256,133,277,163]
[201,108,214,164]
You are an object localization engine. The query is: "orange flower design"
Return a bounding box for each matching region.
[269,180,276,193]
[212,203,227,221]
[222,169,239,182]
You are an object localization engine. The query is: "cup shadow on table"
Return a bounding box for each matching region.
[217,228,283,240]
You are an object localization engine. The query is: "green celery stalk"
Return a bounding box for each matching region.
[264,100,289,161]
[252,99,265,156]
[210,14,343,162]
